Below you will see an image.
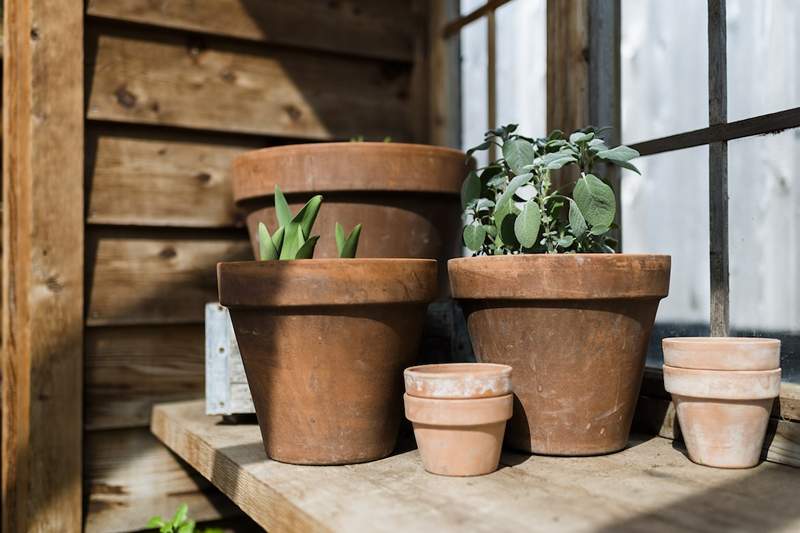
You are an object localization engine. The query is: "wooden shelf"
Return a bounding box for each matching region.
[152,401,800,533]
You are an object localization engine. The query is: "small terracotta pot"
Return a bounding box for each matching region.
[404,363,513,476]
[449,254,671,456]
[218,259,437,465]
[663,337,781,469]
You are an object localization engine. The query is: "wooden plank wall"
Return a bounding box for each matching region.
[83,1,428,530]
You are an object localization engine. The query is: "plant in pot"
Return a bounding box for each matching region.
[449,124,671,456]
[218,186,438,465]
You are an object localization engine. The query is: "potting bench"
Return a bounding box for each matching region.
[151,400,800,532]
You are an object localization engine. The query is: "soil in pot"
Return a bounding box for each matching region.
[663,337,781,468]
[448,254,671,456]
[218,259,438,465]
[404,363,513,476]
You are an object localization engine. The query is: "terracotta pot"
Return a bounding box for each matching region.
[404,363,513,476]
[232,143,469,293]
[217,259,437,465]
[663,337,781,468]
[448,254,671,456]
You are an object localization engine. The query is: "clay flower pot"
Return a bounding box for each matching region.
[218,259,437,465]
[663,337,781,468]
[404,363,513,476]
[232,143,469,292]
[448,254,671,456]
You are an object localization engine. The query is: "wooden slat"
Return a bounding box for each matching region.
[87,0,416,62]
[2,0,84,530]
[546,0,589,134]
[86,230,252,326]
[86,325,205,430]
[428,0,462,148]
[87,125,263,228]
[442,0,514,38]
[153,400,800,532]
[85,427,238,533]
[486,8,497,161]
[86,25,412,141]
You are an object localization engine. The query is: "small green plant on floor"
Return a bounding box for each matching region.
[257,185,362,260]
[147,504,223,533]
[461,124,641,255]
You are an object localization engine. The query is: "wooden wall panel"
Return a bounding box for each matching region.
[86,231,252,326]
[85,428,237,533]
[86,26,413,141]
[87,0,416,62]
[86,325,204,430]
[87,126,261,228]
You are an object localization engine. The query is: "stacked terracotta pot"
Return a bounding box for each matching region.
[663,337,781,468]
[403,363,513,476]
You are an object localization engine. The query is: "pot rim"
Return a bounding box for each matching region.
[403,393,513,426]
[218,258,438,308]
[663,337,780,371]
[663,365,781,400]
[448,254,671,300]
[233,142,469,202]
[404,363,513,399]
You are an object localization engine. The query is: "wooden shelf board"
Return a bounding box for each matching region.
[152,400,800,533]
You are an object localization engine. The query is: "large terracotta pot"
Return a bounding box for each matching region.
[217,259,437,465]
[448,254,671,456]
[232,143,469,292]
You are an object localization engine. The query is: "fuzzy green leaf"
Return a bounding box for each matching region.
[495,172,533,213]
[463,224,486,252]
[569,131,594,144]
[274,185,292,228]
[539,150,577,170]
[573,174,616,228]
[292,194,323,238]
[557,235,576,248]
[258,222,278,260]
[589,224,611,236]
[338,224,362,258]
[514,202,541,248]
[596,145,641,174]
[499,213,519,248]
[568,199,588,238]
[502,138,536,175]
[295,235,319,259]
[461,171,481,209]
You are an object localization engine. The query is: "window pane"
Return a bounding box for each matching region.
[460,11,488,167]
[621,0,708,144]
[622,146,711,367]
[727,0,800,122]
[730,129,800,382]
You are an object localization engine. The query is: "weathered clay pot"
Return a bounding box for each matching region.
[232,143,469,292]
[448,254,671,456]
[404,363,513,476]
[218,259,437,465]
[663,337,781,468]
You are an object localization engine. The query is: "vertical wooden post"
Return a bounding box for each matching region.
[429,0,462,148]
[2,0,84,531]
[708,0,729,337]
[486,8,497,160]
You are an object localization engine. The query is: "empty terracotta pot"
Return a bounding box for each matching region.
[232,143,469,293]
[449,254,671,456]
[404,363,513,476]
[218,259,437,465]
[663,337,781,468]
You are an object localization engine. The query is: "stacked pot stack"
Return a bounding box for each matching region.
[663,337,781,469]
[403,363,513,476]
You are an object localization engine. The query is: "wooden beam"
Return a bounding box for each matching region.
[487,8,497,160]
[442,0,514,38]
[2,0,84,530]
[546,0,589,134]
[428,0,461,147]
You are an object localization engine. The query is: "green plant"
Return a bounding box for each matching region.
[461,124,640,255]
[257,185,362,260]
[349,135,393,142]
[147,504,223,533]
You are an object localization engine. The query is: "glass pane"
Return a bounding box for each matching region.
[621,146,711,367]
[621,0,708,144]
[496,0,546,137]
[727,0,800,122]
[730,129,800,382]
[460,9,489,167]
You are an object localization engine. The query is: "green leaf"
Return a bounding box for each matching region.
[171,504,188,527]
[514,202,542,248]
[292,194,323,238]
[279,222,305,260]
[590,224,611,236]
[568,199,587,238]
[502,138,536,175]
[499,213,519,248]
[463,224,486,252]
[257,222,278,260]
[466,140,492,157]
[495,172,533,213]
[596,145,641,174]
[461,171,481,209]
[569,131,594,144]
[573,174,616,228]
[338,224,362,258]
[177,520,196,533]
[334,222,345,255]
[539,151,577,170]
[274,185,292,227]
[271,225,285,252]
[295,235,319,259]
[474,198,495,212]
[147,516,166,529]
[557,235,576,248]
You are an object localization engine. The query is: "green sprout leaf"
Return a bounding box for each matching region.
[279,222,305,260]
[514,201,541,248]
[568,199,587,238]
[294,235,319,259]
[147,516,166,529]
[274,185,292,228]
[463,223,486,252]
[573,174,616,228]
[502,138,536,175]
[337,223,362,258]
[257,222,278,261]
[271,225,285,252]
[292,194,323,239]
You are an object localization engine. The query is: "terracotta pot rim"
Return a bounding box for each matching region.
[448,253,671,300]
[663,365,781,400]
[218,258,438,308]
[405,363,511,379]
[404,363,513,399]
[663,337,780,346]
[663,337,781,370]
[404,393,513,426]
